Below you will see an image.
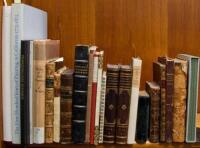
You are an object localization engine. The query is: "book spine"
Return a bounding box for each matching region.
[60,70,73,144]
[11,4,22,144]
[172,61,187,142]
[99,71,107,143]
[45,62,55,143]
[2,6,12,142]
[116,67,132,144]
[90,55,98,144]
[127,58,142,144]
[104,67,119,144]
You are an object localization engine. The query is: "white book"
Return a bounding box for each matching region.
[2,6,12,142]
[11,3,47,144]
[127,58,142,144]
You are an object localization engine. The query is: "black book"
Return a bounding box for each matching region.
[20,40,32,146]
[135,90,150,144]
[72,45,89,143]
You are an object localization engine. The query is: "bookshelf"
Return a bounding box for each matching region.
[1,0,200,147]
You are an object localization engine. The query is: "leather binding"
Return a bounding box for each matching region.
[172,59,187,142]
[135,91,150,144]
[197,62,200,142]
[104,64,120,144]
[72,45,89,143]
[153,62,166,142]
[85,46,97,143]
[158,57,174,143]
[145,81,160,143]
[116,65,132,144]
[60,69,74,144]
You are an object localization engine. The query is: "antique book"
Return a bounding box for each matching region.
[90,52,99,144]
[85,46,97,143]
[177,54,199,143]
[2,6,12,142]
[158,56,174,143]
[33,40,59,144]
[99,71,107,144]
[104,64,120,144]
[135,91,150,144]
[197,62,200,142]
[72,45,89,143]
[127,58,142,144]
[116,65,132,144]
[45,58,64,143]
[172,58,187,142]
[94,51,104,145]
[54,66,67,143]
[11,4,47,144]
[60,69,73,144]
[153,62,166,142]
[146,81,160,143]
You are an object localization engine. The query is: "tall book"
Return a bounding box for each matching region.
[116,65,132,144]
[33,40,59,144]
[11,3,47,144]
[45,58,64,143]
[177,54,199,143]
[197,61,200,142]
[85,46,97,143]
[153,62,166,142]
[146,81,160,143]
[60,69,73,144]
[104,64,120,144]
[158,56,174,143]
[172,58,187,142]
[135,91,150,144]
[54,66,67,143]
[2,6,12,142]
[127,58,142,144]
[99,71,107,144]
[72,45,89,143]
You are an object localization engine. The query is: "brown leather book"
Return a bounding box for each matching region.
[172,58,187,142]
[33,40,59,144]
[145,81,160,143]
[104,64,120,144]
[158,56,174,143]
[153,62,166,142]
[60,69,74,144]
[116,65,132,144]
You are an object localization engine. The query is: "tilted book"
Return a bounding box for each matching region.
[33,40,59,144]
[127,58,142,144]
[116,65,132,144]
[10,3,47,144]
[177,54,199,143]
[145,81,160,143]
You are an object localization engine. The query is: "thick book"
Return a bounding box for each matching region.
[135,91,150,144]
[10,4,47,144]
[116,65,132,144]
[60,69,73,144]
[72,45,89,143]
[103,64,120,144]
[85,46,97,143]
[153,62,166,142]
[33,40,59,144]
[172,58,187,142]
[158,56,174,143]
[177,54,199,143]
[127,58,142,144]
[146,81,160,143]
[90,53,99,144]
[2,6,12,142]
[99,71,107,144]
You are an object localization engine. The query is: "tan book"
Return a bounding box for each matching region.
[33,40,59,144]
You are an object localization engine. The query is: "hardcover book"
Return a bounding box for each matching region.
[146,81,160,143]
[116,65,132,144]
[104,64,120,144]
